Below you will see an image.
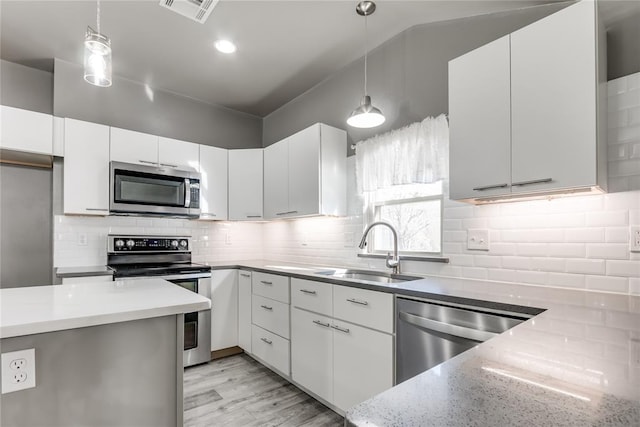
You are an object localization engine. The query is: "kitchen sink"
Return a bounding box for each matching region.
[314,269,422,284]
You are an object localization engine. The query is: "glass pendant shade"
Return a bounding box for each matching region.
[84,26,112,87]
[347,95,386,128]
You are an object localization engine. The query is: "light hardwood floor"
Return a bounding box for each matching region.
[184,354,344,427]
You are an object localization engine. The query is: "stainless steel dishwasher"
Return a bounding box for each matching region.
[396,296,534,384]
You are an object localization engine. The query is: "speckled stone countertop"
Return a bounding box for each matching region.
[204,259,640,426]
[55,265,114,278]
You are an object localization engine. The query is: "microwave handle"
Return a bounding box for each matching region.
[184,178,191,208]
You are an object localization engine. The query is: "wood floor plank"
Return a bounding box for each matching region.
[184,354,343,427]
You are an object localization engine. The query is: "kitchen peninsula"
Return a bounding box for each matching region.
[0,278,210,427]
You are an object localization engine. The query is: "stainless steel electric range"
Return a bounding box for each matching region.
[107,235,211,367]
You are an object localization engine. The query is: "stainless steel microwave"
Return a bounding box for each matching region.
[110,161,201,218]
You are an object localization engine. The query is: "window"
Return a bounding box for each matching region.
[366,181,443,255]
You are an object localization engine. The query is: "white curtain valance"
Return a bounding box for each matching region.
[355,114,449,193]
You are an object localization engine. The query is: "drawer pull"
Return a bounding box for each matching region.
[85,208,109,212]
[246,215,262,219]
[261,338,273,345]
[313,320,330,328]
[260,305,273,311]
[160,162,178,168]
[240,273,251,278]
[138,160,157,165]
[346,298,369,306]
[300,289,317,295]
[472,183,509,191]
[331,324,350,334]
[260,280,273,285]
[512,178,552,187]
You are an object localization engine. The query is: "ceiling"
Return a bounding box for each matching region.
[0,0,634,117]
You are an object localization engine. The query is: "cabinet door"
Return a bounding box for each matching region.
[63,119,110,215]
[333,320,393,412]
[291,308,333,403]
[158,136,200,171]
[228,149,263,220]
[210,270,238,351]
[199,145,228,220]
[238,270,252,353]
[288,125,320,217]
[110,127,158,165]
[448,36,511,200]
[0,106,53,155]
[511,1,598,193]
[263,139,290,219]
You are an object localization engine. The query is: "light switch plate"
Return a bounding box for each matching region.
[630,227,640,252]
[2,349,36,394]
[467,229,490,251]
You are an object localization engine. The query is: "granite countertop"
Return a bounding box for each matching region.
[0,278,211,338]
[55,265,114,278]
[204,259,640,426]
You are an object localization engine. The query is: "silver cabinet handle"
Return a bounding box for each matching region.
[346,298,369,306]
[313,320,330,328]
[300,289,317,295]
[160,162,178,168]
[246,215,262,218]
[200,212,217,217]
[399,311,497,342]
[260,305,273,311]
[261,338,273,345]
[240,273,251,278]
[85,208,108,211]
[287,210,298,215]
[184,178,191,208]
[276,211,289,216]
[512,178,552,187]
[472,183,509,191]
[138,160,156,165]
[331,324,350,333]
[260,280,273,285]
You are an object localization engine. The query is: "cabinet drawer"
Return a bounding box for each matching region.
[251,324,290,376]
[252,272,290,303]
[333,285,393,333]
[252,295,290,339]
[291,278,332,316]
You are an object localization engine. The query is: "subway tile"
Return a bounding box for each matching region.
[502,256,531,270]
[585,275,629,293]
[516,243,548,257]
[608,143,628,160]
[547,243,586,258]
[515,270,548,285]
[444,206,474,219]
[566,259,606,275]
[565,228,605,243]
[461,267,488,280]
[443,219,462,231]
[630,277,640,295]
[606,260,640,277]
[608,110,628,129]
[585,211,628,227]
[606,227,630,243]
[608,77,628,97]
[473,255,502,268]
[489,243,518,256]
[608,177,630,193]
[608,158,640,177]
[628,106,640,126]
[547,273,585,289]
[461,217,488,229]
[448,254,475,267]
[530,257,565,272]
[443,230,467,243]
[488,268,517,283]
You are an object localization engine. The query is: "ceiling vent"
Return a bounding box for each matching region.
[159,0,219,24]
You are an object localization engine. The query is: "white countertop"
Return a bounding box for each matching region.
[0,279,211,339]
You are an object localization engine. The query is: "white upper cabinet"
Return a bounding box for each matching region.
[263,123,346,220]
[228,148,263,220]
[158,136,200,171]
[199,144,228,220]
[0,106,53,155]
[448,1,606,203]
[63,118,110,215]
[110,127,158,165]
[449,36,511,200]
[510,0,604,193]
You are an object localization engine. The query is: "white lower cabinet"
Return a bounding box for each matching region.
[210,270,238,352]
[332,319,393,412]
[238,270,252,353]
[291,308,333,403]
[252,295,290,339]
[251,324,290,376]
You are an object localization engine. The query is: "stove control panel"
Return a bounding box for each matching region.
[108,236,190,253]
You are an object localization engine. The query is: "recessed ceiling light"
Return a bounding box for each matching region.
[214,39,236,54]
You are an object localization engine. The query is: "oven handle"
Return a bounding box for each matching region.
[398,311,497,343]
[119,272,212,281]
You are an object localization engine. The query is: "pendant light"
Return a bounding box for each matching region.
[347,1,385,129]
[84,0,112,87]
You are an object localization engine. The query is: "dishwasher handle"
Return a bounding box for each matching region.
[399,311,498,343]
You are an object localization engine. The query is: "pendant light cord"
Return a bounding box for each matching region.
[96,0,101,34]
[364,11,368,96]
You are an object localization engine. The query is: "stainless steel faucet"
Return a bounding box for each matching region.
[358,221,401,274]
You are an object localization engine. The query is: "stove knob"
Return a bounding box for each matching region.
[179,240,188,249]
[115,239,125,249]
[126,239,135,249]
[171,240,179,248]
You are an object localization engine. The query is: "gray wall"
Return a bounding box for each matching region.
[0,60,53,114]
[262,3,640,150]
[0,164,52,288]
[53,59,262,149]
[0,315,179,427]
[607,9,640,80]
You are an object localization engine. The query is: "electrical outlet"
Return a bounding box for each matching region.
[2,349,36,394]
[630,227,640,252]
[467,229,490,251]
[225,233,232,245]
